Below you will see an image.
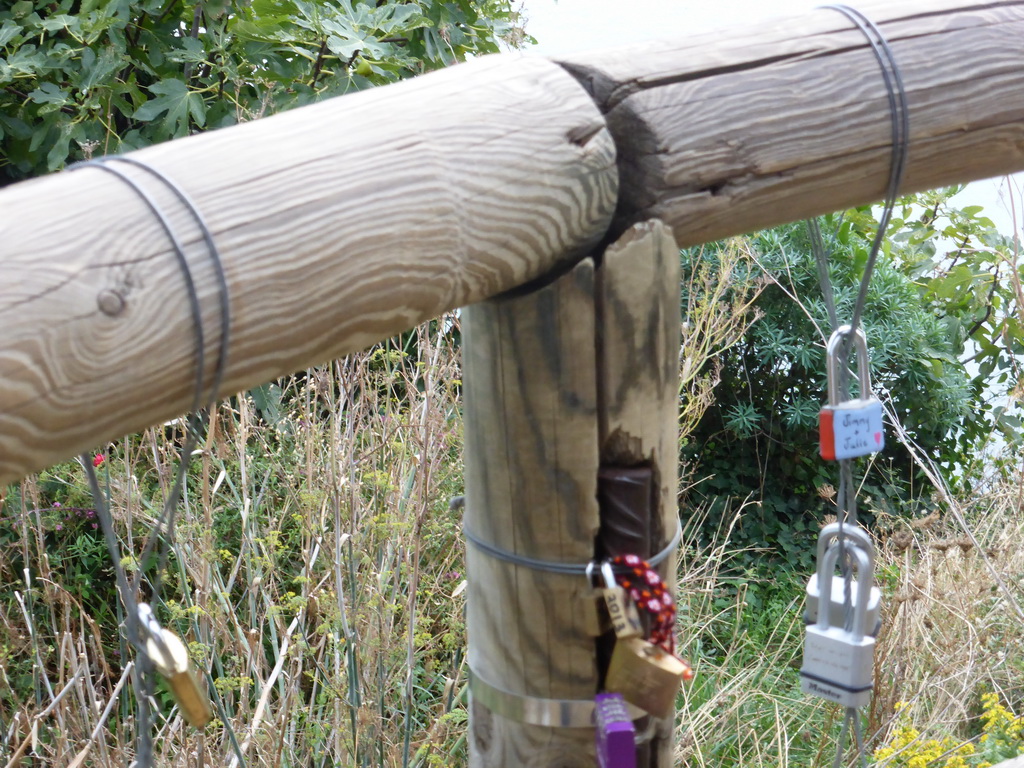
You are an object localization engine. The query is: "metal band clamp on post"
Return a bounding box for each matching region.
[467,667,647,728]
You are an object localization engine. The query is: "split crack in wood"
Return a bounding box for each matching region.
[565,53,808,114]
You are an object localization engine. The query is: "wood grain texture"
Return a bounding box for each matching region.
[0,54,617,484]
[462,260,601,767]
[462,222,682,765]
[558,0,1024,246]
[595,220,681,767]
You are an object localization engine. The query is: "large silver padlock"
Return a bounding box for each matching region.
[800,536,875,708]
[804,523,881,637]
[819,326,884,461]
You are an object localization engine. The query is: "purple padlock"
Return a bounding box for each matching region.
[595,692,636,768]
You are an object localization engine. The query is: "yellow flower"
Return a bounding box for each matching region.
[873,746,896,761]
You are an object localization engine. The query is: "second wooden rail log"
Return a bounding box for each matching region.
[560,0,1024,246]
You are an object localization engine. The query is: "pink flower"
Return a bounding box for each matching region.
[92,454,104,468]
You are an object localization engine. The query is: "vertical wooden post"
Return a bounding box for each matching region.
[595,220,681,767]
[463,260,601,766]
[462,220,681,767]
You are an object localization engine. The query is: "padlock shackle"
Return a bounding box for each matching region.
[600,561,618,590]
[816,538,873,642]
[827,325,872,407]
[816,522,875,571]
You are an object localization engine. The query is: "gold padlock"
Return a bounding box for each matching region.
[605,637,692,719]
[139,605,213,728]
[600,562,643,639]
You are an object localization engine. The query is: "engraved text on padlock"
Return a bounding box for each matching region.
[605,637,689,719]
[601,562,643,640]
[595,692,636,768]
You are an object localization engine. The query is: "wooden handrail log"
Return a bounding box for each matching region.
[4,0,1024,483]
[0,56,618,484]
[558,0,1024,246]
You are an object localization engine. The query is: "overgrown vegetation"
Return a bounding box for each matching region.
[2,196,1023,764]
[0,0,526,182]
[1,320,471,765]
[3,2,1024,765]
[683,193,1024,570]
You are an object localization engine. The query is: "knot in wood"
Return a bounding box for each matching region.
[97,289,126,317]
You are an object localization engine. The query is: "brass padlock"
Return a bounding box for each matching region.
[580,562,643,638]
[601,562,643,640]
[139,604,213,728]
[605,636,690,719]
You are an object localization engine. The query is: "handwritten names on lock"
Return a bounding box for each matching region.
[819,399,884,461]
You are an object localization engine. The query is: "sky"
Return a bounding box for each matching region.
[520,0,821,57]
[518,0,1024,237]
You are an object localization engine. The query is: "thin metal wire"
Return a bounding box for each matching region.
[832,708,870,768]
[811,7,909,767]
[462,520,683,575]
[70,156,231,767]
[809,218,840,333]
[819,3,910,337]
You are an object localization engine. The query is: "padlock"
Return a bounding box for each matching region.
[601,562,643,640]
[800,538,875,708]
[605,636,691,719]
[138,604,213,728]
[804,523,882,637]
[594,692,636,768]
[581,562,642,637]
[819,325,885,461]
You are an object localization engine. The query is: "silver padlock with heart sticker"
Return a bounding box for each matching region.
[800,532,876,708]
[804,522,881,637]
[819,326,885,461]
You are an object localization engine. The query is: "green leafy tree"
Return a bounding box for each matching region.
[885,187,1024,481]
[681,193,1022,566]
[0,0,525,183]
